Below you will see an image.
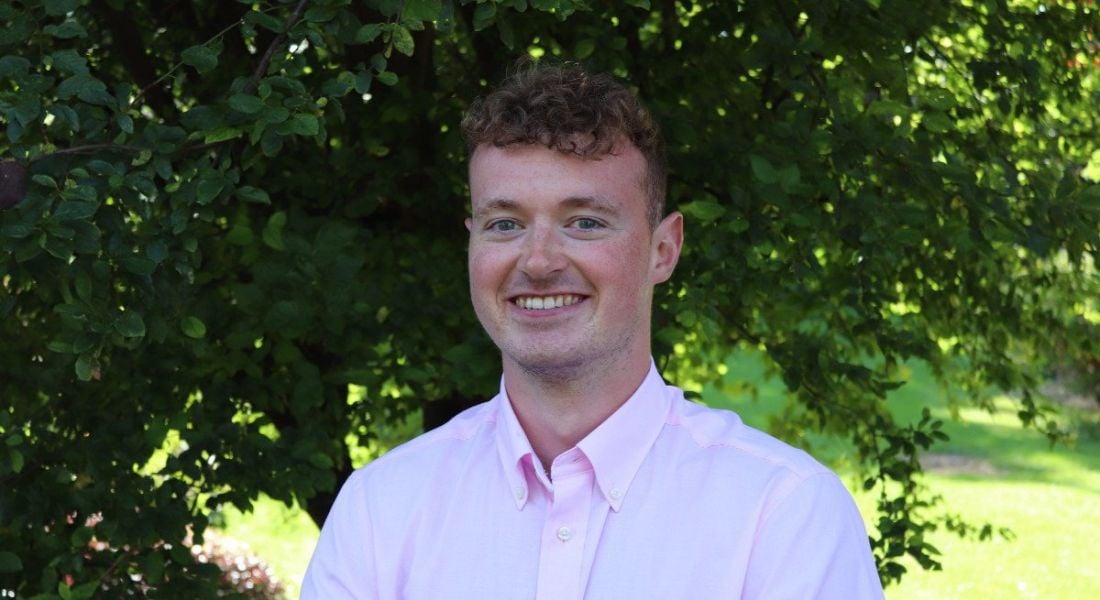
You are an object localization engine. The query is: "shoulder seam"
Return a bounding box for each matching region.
[664,419,824,474]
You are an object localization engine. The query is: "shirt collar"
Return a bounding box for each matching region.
[494,375,545,510]
[493,361,672,512]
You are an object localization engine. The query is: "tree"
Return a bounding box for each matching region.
[1,0,1097,595]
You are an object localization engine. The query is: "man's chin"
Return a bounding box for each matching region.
[507,350,590,382]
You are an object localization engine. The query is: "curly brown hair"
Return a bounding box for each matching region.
[461,61,667,227]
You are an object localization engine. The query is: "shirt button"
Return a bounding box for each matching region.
[514,487,525,500]
[556,526,572,542]
[609,488,622,500]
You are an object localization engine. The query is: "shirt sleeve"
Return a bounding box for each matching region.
[300,470,378,600]
[742,472,884,600]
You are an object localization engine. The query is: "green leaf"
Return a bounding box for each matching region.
[53,201,98,221]
[181,45,219,73]
[473,3,497,30]
[749,154,778,184]
[44,19,87,39]
[1080,185,1100,212]
[679,200,727,224]
[776,164,801,193]
[75,355,93,381]
[923,88,956,111]
[262,211,287,250]
[261,130,283,156]
[181,316,207,339]
[377,71,398,86]
[74,273,92,301]
[196,177,225,204]
[116,113,134,133]
[262,106,290,124]
[62,185,96,202]
[309,451,334,469]
[624,0,651,7]
[0,56,31,78]
[355,24,382,43]
[59,582,73,600]
[87,160,117,176]
[322,71,356,97]
[304,6,339,22]
[392,25,415,56]
[121,256,156,276]
[203,127,242,144]
[114,312,146,338]
[355,70,373,94]
[9,449,23,473]
[1,223,35,239]
[146,240,167,263]
[378,0,403,17]
[574,38,596,59]
[404,0,443,22]
[44,236,73,261]
[530,0,564,11]
[226,224,253,245]
[497,11,515,48]
[57,74,108,103]
[922,111,953,133]
[50,49,88,75]
[236,186,271,204]
[0,551,22,573]
[244,10,283,32]
[141,552,165,584]
[132,149,153,166]
[229,93,264,114]
[70,526,93,548]
[280,113,320,136]
[32,174,57,188]
[72,581,99,600]
[44,0,78,16]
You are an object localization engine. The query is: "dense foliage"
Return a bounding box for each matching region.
[1,0,1097,596]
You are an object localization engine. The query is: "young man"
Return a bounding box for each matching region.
[301,63,884,599]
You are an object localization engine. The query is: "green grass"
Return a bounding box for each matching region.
[220,352,1100,598]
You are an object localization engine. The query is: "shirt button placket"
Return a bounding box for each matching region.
[535,468,593,600]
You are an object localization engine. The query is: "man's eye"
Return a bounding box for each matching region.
[573,218,603,230]
[488,220,519,232]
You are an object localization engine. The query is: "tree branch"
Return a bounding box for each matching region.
[29,144,144,165]
[87,0,178,118]
[244,0,311,94]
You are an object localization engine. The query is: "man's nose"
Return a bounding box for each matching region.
[519,225,566,278]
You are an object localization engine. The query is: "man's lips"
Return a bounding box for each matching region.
[509,293,587,311]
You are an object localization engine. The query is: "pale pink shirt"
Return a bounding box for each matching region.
[302,364,884,599]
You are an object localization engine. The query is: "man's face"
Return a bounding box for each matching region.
[466,142,682,378]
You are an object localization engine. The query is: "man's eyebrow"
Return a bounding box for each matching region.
[473,196,621,219]
[473,198,520,219]
[560,196,620,216]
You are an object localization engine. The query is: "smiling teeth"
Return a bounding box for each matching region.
[515,295,582,310]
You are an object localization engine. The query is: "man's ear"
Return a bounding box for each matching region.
[650,211,683,285]
[465,217,473,232]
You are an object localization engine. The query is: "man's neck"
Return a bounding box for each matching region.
[503,352,652,474]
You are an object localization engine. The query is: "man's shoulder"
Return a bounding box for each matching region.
[664,393,829,480]
[356,398,499,478]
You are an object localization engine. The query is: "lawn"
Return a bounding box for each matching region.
[220,352,1100,598]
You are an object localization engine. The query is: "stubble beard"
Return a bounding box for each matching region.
[497,316,643,386]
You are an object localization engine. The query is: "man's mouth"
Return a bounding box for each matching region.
[512,294,584,310]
